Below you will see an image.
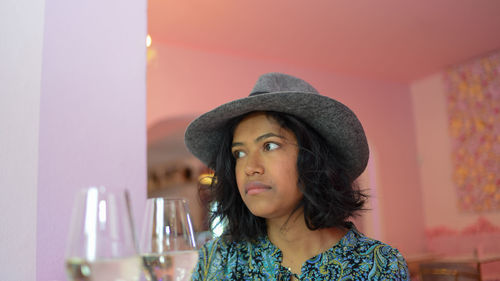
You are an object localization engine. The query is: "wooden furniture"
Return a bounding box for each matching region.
[419,262,480,281]
[418,255,500,281]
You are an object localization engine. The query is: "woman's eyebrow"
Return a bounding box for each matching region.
[231,132,285,148]
[255,132,285,143]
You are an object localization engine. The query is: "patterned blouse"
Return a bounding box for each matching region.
[191,225,409,280]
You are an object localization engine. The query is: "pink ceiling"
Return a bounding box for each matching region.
[148,0,500,83]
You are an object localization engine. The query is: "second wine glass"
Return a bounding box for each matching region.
[140,198,198,281]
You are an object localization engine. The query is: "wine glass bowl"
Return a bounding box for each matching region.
[65,187,141,281]
[140,198,198,281]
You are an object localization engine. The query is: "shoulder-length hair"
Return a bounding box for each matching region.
[205,111,367,241]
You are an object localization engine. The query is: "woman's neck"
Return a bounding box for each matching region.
[266,211,348,277]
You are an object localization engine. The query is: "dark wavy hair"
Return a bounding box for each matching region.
[205,111,367,241]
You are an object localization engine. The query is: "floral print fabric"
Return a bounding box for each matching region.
[445,51,500,212]
[191,225,409,280]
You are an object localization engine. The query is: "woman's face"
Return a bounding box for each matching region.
[231,112,303,221]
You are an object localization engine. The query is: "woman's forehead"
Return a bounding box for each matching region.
[232,112,295,142]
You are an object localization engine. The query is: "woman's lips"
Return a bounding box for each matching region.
[244,182,271,195]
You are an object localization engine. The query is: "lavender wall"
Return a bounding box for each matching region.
[38,0,147,280]
[0,0,45,280]
[147,43,426,255]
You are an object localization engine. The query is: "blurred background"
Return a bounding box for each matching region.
[145,1,500,279]
[2,0,500,280]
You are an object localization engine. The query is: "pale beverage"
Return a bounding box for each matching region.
[66,256,141,281]
[142,250,199,281]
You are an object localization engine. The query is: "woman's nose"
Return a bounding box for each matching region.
[244,153,264,176]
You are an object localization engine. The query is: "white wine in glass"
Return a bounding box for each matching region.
[140,198,198,281]
[65,187,141,281]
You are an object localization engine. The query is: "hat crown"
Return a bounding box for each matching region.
[250,73,319,96]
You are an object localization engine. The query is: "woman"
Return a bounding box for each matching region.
[185,73,409,280]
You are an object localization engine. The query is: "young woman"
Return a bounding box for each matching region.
[185,73,409,280]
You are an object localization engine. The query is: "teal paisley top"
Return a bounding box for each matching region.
[191,225,409,280]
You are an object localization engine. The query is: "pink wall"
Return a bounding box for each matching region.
[37,0,147,280]
[410,56,500,281]
[147,43,426,255]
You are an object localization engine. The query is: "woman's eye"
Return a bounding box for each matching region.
[233,150,246,159]
[264,142,280,151]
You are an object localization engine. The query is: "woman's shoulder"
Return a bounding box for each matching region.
[198,237,230,261]
[198,236,264,260]
[193,236,271,280]
[330,225,409,279]
[341,227,406,260]
[351,235,406,264]
[341,224,400,251]
[192,237,234,280]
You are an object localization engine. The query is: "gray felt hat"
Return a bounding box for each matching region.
[184,72,369,180]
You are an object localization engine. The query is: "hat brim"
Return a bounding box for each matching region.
[184,91,369,180]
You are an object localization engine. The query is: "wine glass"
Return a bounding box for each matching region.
[65,187,141,281]
[140,198,198,281]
